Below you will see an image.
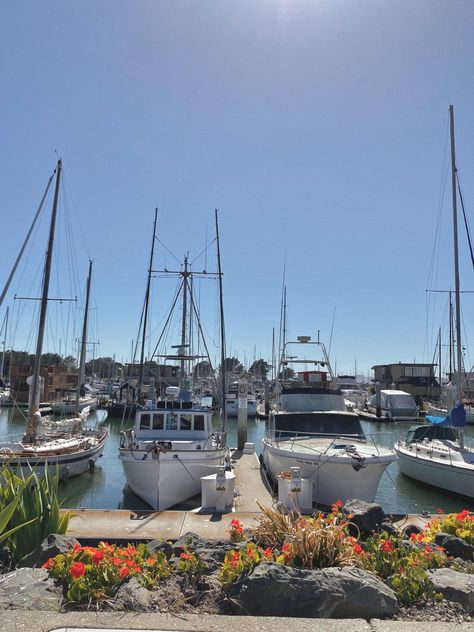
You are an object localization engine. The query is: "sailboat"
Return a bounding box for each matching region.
[0,161,108,479]
[118,209,229,510]
[394,106,474,497]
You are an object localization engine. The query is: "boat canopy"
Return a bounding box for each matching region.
[426,403,466,428]
[406,424,459,445]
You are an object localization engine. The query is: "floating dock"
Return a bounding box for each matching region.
[62,449,432,542]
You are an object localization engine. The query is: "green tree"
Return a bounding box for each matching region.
[249,359,269,380]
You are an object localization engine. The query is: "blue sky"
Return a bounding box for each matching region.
[1,0,474,379]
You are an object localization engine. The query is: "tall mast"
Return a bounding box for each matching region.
[137,208,158,402]
[215,209,226,427]
[180,255,189,386]
[75,259,93,414]
[26,159,62,440]
[438,327,442,400]
[449,290,453,380]
[449,105,463,405]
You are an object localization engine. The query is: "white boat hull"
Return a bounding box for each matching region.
[262,437,396,506]
[394,441,474,498]
[51,398,97,415]
[0,431,108,480]
[119,446,228,510]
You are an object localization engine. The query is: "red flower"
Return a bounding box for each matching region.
[353,544,363,555]
[120,566,130,578]
[456,510,470,521]
[380,540,395,552]
[263,547,273,559]
[42,558,54,570]
[424,545,433,554]
[113,557,122,567]
[92,550,104,564]
[180,552,192,560]
[281,543,290,552]
[70,562,86,579]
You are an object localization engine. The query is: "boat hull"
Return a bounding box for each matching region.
[0,431,108,480]
[119,446,228,510]
[262,437,396,506]
[394,442,474,498]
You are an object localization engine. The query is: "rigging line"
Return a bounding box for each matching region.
[156,238,181,265]
[61,168,91,260]
[457,172,474,270]
[150,278,185,360]
[188,278,220,402]
[190,236,217,266]
[0,166,56,309]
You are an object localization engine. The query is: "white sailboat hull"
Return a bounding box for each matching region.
[0,431,108,480]
[262,436,396,506]
[394,441,474,498]
[119,446,228,510]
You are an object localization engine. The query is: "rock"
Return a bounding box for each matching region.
[0,567,63,610]
[344,499,385,535]
[18,534,80,568]
[114,577,153,611]
[231,563,398,618]
[170,533,239,574]
[380,520,398,537]
[434,533,474,561]
[401,524,422,539]
[428,568,474,613]
[146,539,174,560]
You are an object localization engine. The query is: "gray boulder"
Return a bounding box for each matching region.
[344,499,385,535]
[434,533,474,561]
[231,563,398,618]
[18,533,79,568]
[428,568,474,613]
[168,533,240,574]
[0,567,63,610]
[114,577,153,611]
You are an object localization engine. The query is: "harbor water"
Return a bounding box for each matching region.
[2,407,474,515]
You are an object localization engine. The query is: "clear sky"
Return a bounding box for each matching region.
[1,0,474,379]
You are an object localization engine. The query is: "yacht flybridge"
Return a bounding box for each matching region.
[262,335,396,507]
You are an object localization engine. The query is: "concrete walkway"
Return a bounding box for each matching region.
[0,612,472,632]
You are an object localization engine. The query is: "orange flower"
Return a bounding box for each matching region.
[353,544,363,555]
[120,566,130,578]
[263,547,273,559]
[281,543,290,552]
[112,557,122,567]
[70,562,86,578]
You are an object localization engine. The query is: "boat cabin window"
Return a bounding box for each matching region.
[274,412,364,436]
[139,414,151,430]
[152,414,164,430]
[194,415,205,430]
[179,414,192,430]
[406,425,458,445]
[166,414,178,431]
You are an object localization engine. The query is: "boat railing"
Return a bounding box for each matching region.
[272,429,394,455]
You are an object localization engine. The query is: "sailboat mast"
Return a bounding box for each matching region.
[138,208,158,402]
[27,159,62,437]
[449,105,463,405]
[75,259,93,414]
[215,209,226,427]
[180,255,189,386]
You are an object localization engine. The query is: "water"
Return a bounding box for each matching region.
[2,407,474,515]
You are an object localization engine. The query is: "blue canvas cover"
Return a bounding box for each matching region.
[426,403,466,428]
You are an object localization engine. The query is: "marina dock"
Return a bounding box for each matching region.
[63,449,430,542]
[65,450,273,542]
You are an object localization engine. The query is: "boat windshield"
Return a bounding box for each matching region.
[274,412,364,436]
[387,394,417,409]
[406,425,458,445]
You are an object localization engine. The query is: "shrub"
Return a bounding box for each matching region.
[43,542,171,603]
[424,509,474,545]
[0,464,71,560]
